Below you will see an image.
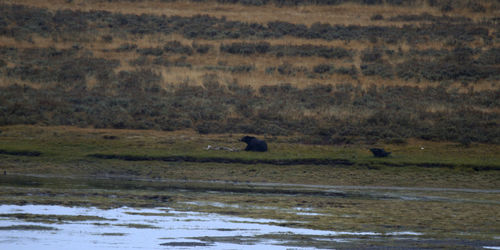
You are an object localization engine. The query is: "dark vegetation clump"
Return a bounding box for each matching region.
[0,149,42,156]
[361,63,394,79]
[370,14,384,21]
[204,64,255,73]
[213,0,486,8]
[388,13,472,23]
[220,42,352,59]
[395,47,499,82]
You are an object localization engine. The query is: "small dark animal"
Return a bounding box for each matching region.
[240,136,268,152]
[370,148,391,157]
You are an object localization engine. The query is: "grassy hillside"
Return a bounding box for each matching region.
[0,0,499,144]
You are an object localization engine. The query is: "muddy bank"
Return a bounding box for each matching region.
[0,175,365,201]
[1,173,499,249]
[3,174,499,210]
[88,153,354,166]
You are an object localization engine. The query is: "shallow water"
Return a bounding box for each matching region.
[0,204,422,249]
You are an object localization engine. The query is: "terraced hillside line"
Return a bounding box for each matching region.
[87,153,500,171]
[6,0,499,25]
[88,153,354,166]
[370,162,500,171]
[0,3,492,43]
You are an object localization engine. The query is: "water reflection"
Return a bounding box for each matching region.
[0,204,421,249]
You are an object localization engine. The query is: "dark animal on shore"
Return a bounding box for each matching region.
[240,136,268,152]
[370,148,391,157]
